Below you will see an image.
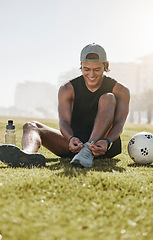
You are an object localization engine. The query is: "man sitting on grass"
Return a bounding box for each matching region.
[0,43,130,168]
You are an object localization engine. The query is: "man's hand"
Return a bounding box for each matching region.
[88,140,108,157]
[69,137,84,153]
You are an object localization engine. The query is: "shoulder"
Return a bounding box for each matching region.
[58,81,74,100]
[104,75,117,83]
[102,75,117,92]
[59,81,73,91]
[113,82,130,101]
[70,75,84,87]
[103,75,117,88]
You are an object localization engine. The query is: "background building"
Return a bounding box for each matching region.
[0,52,153,121]
[107,62,139,94]
[137,54,153,93]
[14,81,58,118]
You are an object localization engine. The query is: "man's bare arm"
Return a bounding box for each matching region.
[58,82,74,141]
[89,83,130,156]
[107,82,130,142]
[58,82,83,153]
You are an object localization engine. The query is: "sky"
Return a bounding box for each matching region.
[0,0,153,107]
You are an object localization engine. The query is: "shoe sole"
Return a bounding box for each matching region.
[0,144,46,168]
[70,159,93,168]
[70,159,85,168]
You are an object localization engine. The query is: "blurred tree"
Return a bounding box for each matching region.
[142,89,153,124]
[130,90,153,124]
[58,68,81,86]
[129,94,142,123]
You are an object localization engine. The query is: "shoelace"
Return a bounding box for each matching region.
[80,144,93,160]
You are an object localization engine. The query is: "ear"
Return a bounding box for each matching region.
[104,61,110,72]
[80,63,82,70]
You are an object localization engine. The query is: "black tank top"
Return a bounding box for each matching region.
[70,75,117,143]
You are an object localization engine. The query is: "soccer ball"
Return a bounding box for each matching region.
[128,132,153,164]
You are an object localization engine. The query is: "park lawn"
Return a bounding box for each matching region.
[0,118,153,240]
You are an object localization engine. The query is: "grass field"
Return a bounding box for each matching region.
[0,117,153,240]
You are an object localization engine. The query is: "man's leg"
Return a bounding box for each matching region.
[0,121,70,167]
[22,121,70,157]
[89,93,116,142]
[70,93,117,167]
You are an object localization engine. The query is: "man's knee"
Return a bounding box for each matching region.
[23,121,41,132]
[99,93,116,107]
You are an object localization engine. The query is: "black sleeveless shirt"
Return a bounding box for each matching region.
[70,75,117,143]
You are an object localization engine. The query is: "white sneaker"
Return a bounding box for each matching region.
[70,142,94,168]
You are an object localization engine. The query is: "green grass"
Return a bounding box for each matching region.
[0,118,153,240]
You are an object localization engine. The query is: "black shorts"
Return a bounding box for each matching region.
[65,137,121,159]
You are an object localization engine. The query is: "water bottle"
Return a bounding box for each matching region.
[5,120,16,145]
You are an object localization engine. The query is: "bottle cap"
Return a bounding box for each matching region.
[6,120,15,130]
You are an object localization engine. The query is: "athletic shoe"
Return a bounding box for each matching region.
[0,144,46,168]
[70,142,94,168]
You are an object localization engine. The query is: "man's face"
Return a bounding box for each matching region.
[81,62,104,90]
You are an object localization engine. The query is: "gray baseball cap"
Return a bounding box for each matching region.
[80,43,107,63]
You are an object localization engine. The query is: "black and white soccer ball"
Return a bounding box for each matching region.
[128,132,153,164]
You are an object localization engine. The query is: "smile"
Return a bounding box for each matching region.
[88,77,96,81]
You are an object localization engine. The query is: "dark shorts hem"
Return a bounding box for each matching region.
[60,137,121,159]
[97,137,122,159]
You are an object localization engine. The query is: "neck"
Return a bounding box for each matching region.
[84,76,104,92]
